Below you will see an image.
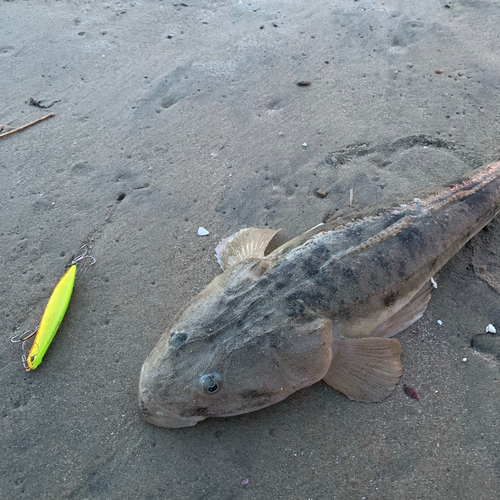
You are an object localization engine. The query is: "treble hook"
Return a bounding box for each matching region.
[71,245,96,266]
[10,328,38,344]
[11,328,39,371]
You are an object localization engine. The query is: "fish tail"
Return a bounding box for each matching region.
[424,159,500,212]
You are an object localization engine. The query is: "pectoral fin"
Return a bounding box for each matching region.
[323,338,402,402]
[370,281,433,338]
[215,227,279,270]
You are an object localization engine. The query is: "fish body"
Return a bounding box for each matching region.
[139,160,500,428]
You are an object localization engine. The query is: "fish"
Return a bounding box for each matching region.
[138,160,500,428]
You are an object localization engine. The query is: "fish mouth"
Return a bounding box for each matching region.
[138,364,206,428]
[138,396,206,428]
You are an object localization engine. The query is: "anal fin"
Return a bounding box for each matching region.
[215,227,279,270]
[323,338,402,402]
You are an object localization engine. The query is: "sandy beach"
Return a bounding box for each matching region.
[1,1,499,498]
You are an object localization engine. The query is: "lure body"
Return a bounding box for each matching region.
[26,264,77,370]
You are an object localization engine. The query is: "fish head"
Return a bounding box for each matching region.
[138,259,333,428]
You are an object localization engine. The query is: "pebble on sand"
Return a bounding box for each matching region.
[198,227,209,236]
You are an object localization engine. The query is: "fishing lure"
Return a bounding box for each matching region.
[11,246,95,371]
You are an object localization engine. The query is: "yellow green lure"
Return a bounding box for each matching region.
[11,247,95,371]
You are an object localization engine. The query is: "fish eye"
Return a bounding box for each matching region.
[169,331,188,350]
[199,372,222,395]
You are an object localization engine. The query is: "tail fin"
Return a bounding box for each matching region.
[424,159,500,213]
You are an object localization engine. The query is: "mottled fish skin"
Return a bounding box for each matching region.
[139,161,500,428]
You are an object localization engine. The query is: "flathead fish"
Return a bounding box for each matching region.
[139,160,500,428]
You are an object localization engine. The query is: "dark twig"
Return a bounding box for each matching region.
[29,97,60,109]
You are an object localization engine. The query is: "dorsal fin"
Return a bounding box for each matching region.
[215,228,279,270]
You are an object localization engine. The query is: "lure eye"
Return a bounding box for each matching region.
[199,372,222,395]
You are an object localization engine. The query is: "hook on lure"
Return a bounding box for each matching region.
[71,245,96,266]
[12,244,95,372]
[11,328,38,370]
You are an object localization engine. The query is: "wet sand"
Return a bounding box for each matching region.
[1,1,499,499]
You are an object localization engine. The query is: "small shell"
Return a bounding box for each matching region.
[403,384,420,401]
[430,277,437,289]
[198,227,209,236]
[486,324,496,334]
[437,320,442,325]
